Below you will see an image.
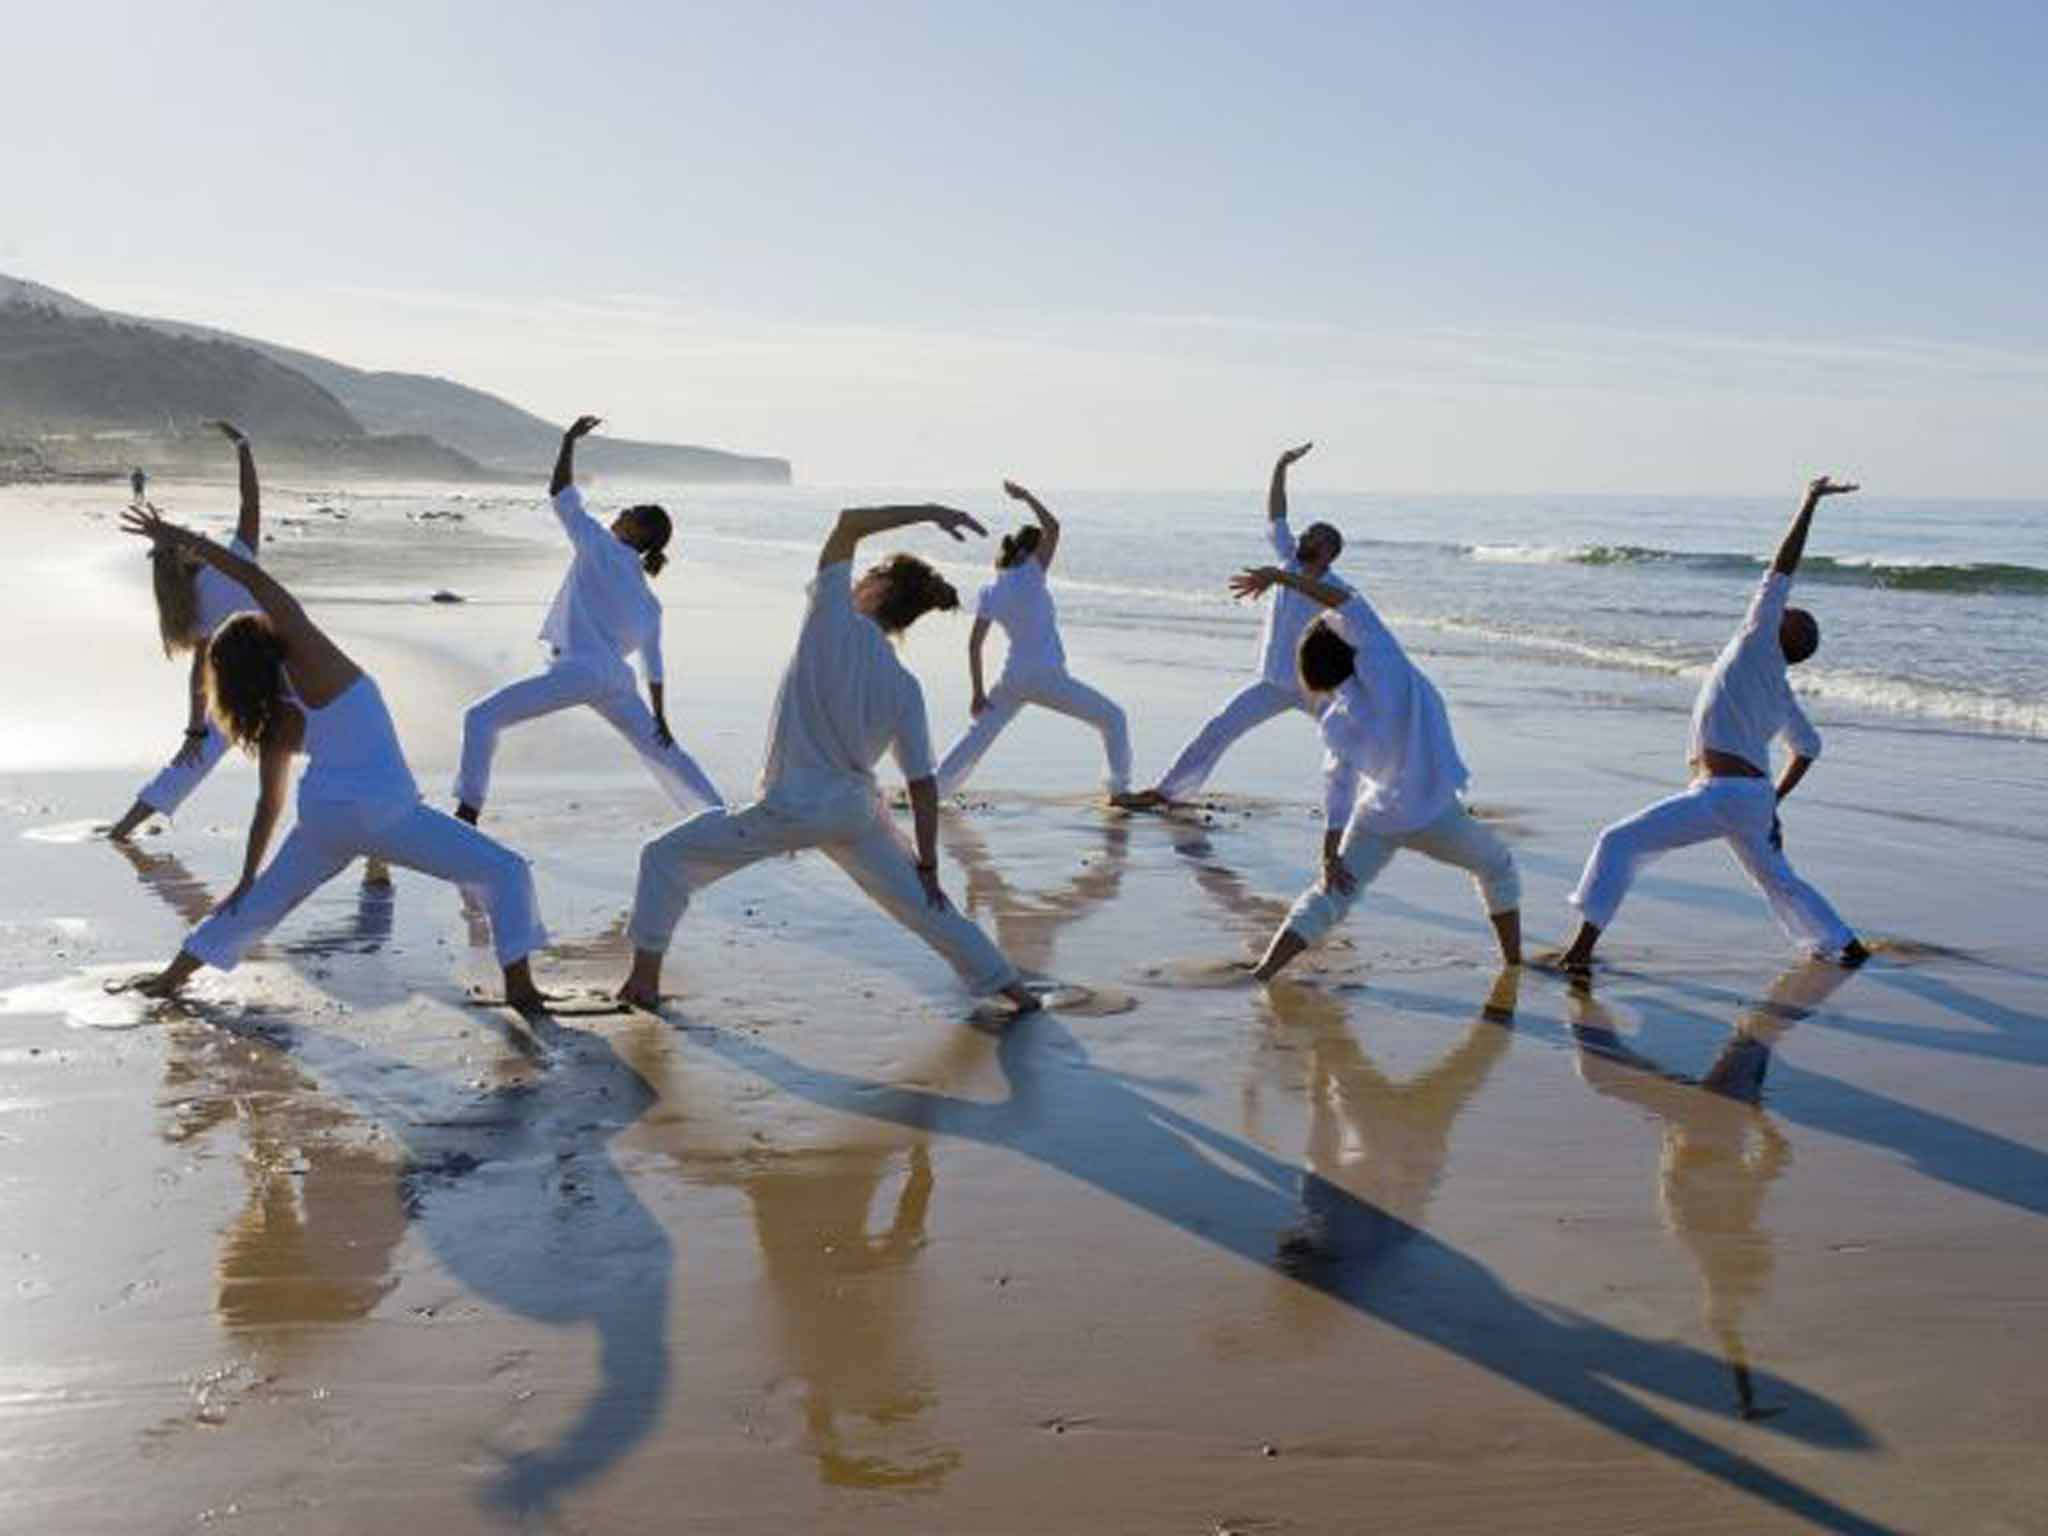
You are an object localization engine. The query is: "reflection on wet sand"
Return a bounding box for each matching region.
[944,812,1128,977]
[1569,962,1856,1419]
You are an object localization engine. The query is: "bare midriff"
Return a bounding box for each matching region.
[1689,748,1767,780]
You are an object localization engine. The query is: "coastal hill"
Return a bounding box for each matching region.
[0,274,791,485]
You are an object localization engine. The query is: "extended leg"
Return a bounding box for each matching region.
[453,665,603,818]
[1027,672,1135,798]
[620,803,807,1006]
[1721,813,1860,962]
[181,823,355,974]
[1406,805,1524,964]
[359,805,549,1002]
[933,686,1026,798]
[1562,783,1724,968]
[1254,822,1400,981]
[590,684,725,813]
[1150,681,1303,802]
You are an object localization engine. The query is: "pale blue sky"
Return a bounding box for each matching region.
[6,1,2045,491]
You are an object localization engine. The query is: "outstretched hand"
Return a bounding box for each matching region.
[1277,441,1314,469]
[1001,479,1038,505]
[566,414,603,440]
[209,419,248,447]
[120,503,189,548]
[926,505,988,542]
[1229,565,1282,601]
[1807,476,1858,500]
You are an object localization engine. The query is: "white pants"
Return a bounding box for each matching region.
[136,722,233,816]
[1155,680,1310,800]
[935,667,1132,797]
[184,798,546,971]
[1286,802,1521,946]
[1570,777,1854,957]
[453,657,722,814]
[628,785,1019,997]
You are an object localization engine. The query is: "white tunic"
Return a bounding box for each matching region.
[757,560,935,810]
[1260,517,1355,689]
[195,535,259,636]
[294,675,421,814]
[1318,595,1468,836]
[1689,572,1822,772]
[976,558,1066,678]
[540,487,665,683]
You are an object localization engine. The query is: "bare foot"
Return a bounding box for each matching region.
[1532,949,1595,977]
[1839,938,1870,969]
[1001,983,1043,1016]
[362,857,394,888]
[454,802,480,826]
[1118,789,1169,812]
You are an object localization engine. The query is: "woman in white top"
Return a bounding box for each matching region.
[933,480,1135,802]
[453,415,722,824]
[1128,443,1352,808]
[115,506,550,1011]
[1557,479,1868,972]
[107,422,266,842]
[617,503,1039,1016]
[1226,564,1522,981]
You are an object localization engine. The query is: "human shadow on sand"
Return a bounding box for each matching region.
[675,1002,1897,1535]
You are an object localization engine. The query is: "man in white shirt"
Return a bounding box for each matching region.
[1556,478,1869,972]
[1127,443,1351,807]
[1225,565,1521,982]
[618,502,1041,1017]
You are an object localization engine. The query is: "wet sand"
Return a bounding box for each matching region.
[3,481,2047,1533]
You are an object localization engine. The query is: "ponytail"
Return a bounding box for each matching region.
[626,503,673,578]
[997,524,1043,569]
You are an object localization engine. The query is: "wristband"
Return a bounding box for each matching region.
[185,728,208,739]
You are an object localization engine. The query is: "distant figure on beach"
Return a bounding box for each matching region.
[1554,479,1870,972]
[130,466,146,504]
[1126,443,1350,808]
[932,479,1137,804]
[114,504,550,1011]
[1228,561,1522,980]
[107,423,265,842]
[452,415,722,825]
[616,502,1040,1016]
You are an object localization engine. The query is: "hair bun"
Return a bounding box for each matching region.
[642,548,668,577]
[931,574,960,612]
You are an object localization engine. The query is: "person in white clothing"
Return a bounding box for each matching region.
[617,502,1041,1016]
[1126,443,1351,808]
[1226,564,1522,980]
[107,422,266,842]
[1556,478,1870,973]
[934,480,1137,802]
[115,506,551,1012]
[453,415,722,824]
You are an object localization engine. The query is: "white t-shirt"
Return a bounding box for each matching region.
[1318,595,1469,836]
[1689,572,1822,771]
[540,487,666,683]
[1261,517,1355,690]
[194,535,259,636]
[976,557,1066,678]
[757,560,935,810]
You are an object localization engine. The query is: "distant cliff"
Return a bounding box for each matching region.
[0,273,792,485]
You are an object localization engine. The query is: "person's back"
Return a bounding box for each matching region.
[1318,597,1467,836]
[1689,573,1816,772]
[542,486,661,668]
[759,560,927,810]
[979,559,1065,677]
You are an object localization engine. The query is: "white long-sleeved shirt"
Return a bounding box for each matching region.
[539,486,665,682]
[1689,572,1822,772]
[976,557,1066,678]
[1318,594,1469,836]
[1260,516,1355,690]
[757,560,934,811]
[195,534,259,636]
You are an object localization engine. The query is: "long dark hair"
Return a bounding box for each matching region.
[864,553,959,634]
[205,612,288,751]
[997,524,1043,570]
[149,545,203,656]
[626,504,673,576]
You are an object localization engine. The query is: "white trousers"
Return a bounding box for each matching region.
[935,667,1133,797]
[184,798,546,971]
[1570,776,1854,957]
[1286,801,1521,946]
[136,722,233,816]
[453,657,723,814]
[628,785,1019,997]
[1155,680,1310,800]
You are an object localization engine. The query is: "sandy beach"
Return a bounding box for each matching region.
[3,476,2046,1534]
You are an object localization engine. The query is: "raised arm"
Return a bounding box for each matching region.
[1772,476,1857,578]
[550,414,602,498]
[119,505,358,704]
[1270,441,1313,524]
[1229,563,1349,610]
[211,420,261,549]
[818,503,987,569]
[1002,479,1061,568]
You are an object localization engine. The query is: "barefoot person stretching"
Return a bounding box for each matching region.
[452,415,723,825]
[1230,564,1521,982]
[617,503,1041,1016]
[1129,443,1350,808]
[116,506,551,1011]
[933,479,1138,804]
[1555,478,1870,973]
